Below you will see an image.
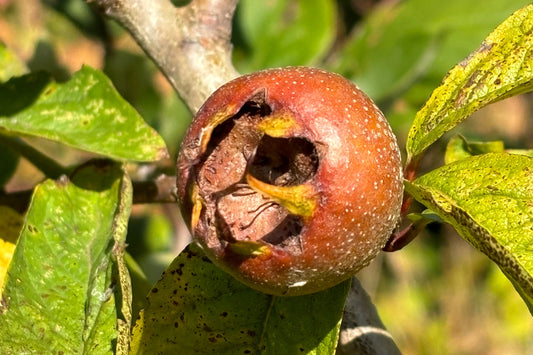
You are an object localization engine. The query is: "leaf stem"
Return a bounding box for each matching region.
[403,154,421,182]
[132,174,178,204]
[90,0,239,113]
[0,175,179,213]
[382,217,431,252]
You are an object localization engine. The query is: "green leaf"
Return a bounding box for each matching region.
[331,0,530,103]
[110,173,133,355]
[406,3,533,162]
[0,42,27,82]
[131,243,350,354]
[331,1,438,102]
[444,135,505,164]
[0,66,168,162]
[506,148,533,157]
[124,252,151,322]
[0,161,133,353]
[405,153,533,313]
[235,0,336,72]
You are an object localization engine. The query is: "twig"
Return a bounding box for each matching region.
[337,277,402,355]
[89,0,240,113]
[132,174,178,204]
[0,175,179,213]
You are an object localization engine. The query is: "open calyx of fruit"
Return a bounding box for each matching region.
[177,67,403,296]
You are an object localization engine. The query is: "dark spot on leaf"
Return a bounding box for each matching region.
[208,337,217,343]
[458,41,493,68]
[465,71,479,88]
[0,296,9,312]
[454,89,467,108]
[220,311,228,317]
[173,289,178,295]
[247,330,256,337]
[174,322,179,328]
[299,347,305,352]
[27,224,38,234]
[494,78,501,85]
[478,41,494,53]
[152,288,158,293]
[43,86,55,96]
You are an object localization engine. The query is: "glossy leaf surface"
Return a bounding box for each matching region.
[131,243,350,354]
[0,66,168,162]
[0,162,132,353]
[406,3,533,161]
[236,0,336,72]
[406,153,533,313]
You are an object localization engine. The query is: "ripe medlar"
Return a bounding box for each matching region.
[177,67,403,296]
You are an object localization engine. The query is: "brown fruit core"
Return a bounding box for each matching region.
[193,95,319,256]
[249,136,318,186]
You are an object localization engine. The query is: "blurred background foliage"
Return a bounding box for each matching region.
[0,0,532,353]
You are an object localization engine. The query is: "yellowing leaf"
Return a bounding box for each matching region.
[0,240,15,293]
[0,162,132,353]
[0,206,23,294]
[407,3,533,162]
[405,153,533,313]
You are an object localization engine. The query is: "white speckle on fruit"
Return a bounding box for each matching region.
[179,66,403,296]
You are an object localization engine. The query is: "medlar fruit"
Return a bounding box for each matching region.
[177,67,403,296]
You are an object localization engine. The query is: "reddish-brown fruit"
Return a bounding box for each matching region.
[176,67,403,296]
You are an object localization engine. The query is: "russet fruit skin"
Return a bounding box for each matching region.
[176,67,403,296]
